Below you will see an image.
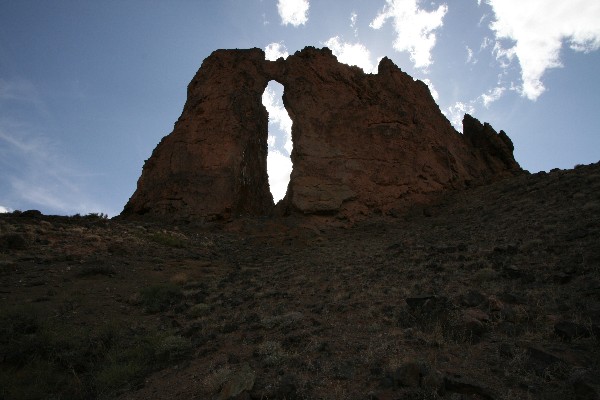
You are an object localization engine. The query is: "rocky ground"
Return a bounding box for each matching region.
[1,162,599,400]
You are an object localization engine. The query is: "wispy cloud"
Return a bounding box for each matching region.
[265,42,289,61]
[0,78,49,116]
[481,86,505,108]
[324,36,378,73]
[420,78,439,102]
[477,13,488,27]
[0,205,11,213]
[277,0,309,27]
[350,11,358,36]
[0,129,102,214]
[369,0,448,69]
[486,0,600,100]
[444,86,506,130]
[445,101,475,130]
[480,36,492,50]
[466,46,476,64]
[0,75,107,214]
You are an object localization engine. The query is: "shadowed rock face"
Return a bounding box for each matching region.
[121,46,522,221]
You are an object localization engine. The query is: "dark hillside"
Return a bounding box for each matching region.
[1,162,599,399]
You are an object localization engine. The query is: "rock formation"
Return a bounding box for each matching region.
[121,47,522,221]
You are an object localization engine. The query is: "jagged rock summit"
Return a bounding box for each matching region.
[122,47,522,222]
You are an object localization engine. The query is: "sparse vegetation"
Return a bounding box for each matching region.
[256,340,288,367]
[1,163,599,399]
[154,335,193,362]
[77,264,117,277]
[139,283,184,313]
[187,303,211,318]
[0,304,190,400]
[148,231,188,248]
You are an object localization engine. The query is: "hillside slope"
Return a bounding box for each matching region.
[1,162,599,399]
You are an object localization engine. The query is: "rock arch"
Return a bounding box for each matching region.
[121,47,522,221]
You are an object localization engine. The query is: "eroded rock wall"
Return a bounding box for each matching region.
[121,47,522,221]
[122,49,273,220]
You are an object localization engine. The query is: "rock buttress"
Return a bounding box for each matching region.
[272,48,522,218]
[121,46,522,221]
[122,48,274,220]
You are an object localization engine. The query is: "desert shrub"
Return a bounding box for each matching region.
[0,233,29,250]
[93,332,161,396]
[472,267,497,283]
[0,307,93,399]
[139,283,183,313]
[77,264,117,277]
[256,340,288,366]
[85,212,108,220]
[0,359,78,400]
[154,335,192,362]
[0,305,39,336]
[0,304,189,399]
[188,303,211,318]
[203,365,232,393]
[148,231,188,248]
[261,312,304,330]
[95,361,145,394]
[170,272,190,285]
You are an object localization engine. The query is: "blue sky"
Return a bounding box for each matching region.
[1,0,599,216]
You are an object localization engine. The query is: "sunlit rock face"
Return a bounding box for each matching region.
[121,47,522,221]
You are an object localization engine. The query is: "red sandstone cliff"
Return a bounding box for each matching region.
[121,47,522,221]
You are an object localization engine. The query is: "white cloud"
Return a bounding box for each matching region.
[466,46,476,64]
[480,36,492,50]
[444,83,508,130]
[478,13,487,27]
[369,0,448,69]
[421,78,439,102]
[267,150,293,203]
[0,205,11,213]
[277,0,309,26]
[445,101,475,130]
[262,81,294,202]
[350,11,358,36]
[487,0,600,100]
[492,40,517,69]
[324,36,377,73]
[443,85,506,131]
[262,84,293,154]
[480,86,505,107]
[265,42,289,61]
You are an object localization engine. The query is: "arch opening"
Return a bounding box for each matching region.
[262,80,293,204]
